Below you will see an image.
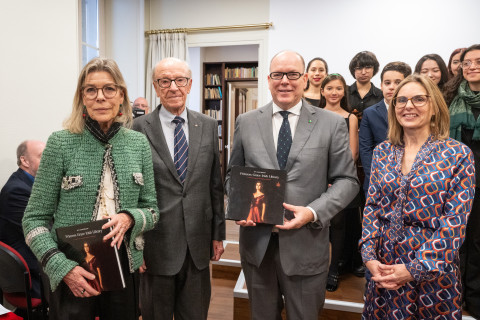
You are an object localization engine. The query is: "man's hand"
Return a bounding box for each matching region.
[211,240,224,261]
[235,220,256,227]
[276,203,314,230]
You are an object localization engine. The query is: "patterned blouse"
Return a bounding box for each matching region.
[360,136,475,319]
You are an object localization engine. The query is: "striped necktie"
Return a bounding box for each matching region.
[172,116,188,184]
[276,111,292,170]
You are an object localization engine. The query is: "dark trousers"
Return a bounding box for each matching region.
[242,233,327,320]
[48,247,139,320]
[48,271,139,320]
[139,250,211,320]
[463,188,480,318]
[328,210,346,275]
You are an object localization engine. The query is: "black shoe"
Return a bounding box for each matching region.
[326,273,339,292]
[353,265,366,277]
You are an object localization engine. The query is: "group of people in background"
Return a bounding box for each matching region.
[0,43,478,320]
[305,44,480,319]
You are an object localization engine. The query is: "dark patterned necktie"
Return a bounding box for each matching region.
[172,116,188,183]
[276,111,292,170]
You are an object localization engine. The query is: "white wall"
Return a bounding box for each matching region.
[0,0,80,185]
[147,0,269,29]
[269,0,480,87]
[204,45,259,62]
[104,0,145,102]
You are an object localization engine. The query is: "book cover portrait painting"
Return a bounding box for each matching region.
[227,166,286,225]
[56,219,126,292]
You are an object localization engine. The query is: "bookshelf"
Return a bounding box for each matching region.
[203,61,258,176]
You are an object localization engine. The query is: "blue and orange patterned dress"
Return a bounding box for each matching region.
[360,136,475,319]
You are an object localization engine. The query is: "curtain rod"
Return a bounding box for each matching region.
[145,22,273,35]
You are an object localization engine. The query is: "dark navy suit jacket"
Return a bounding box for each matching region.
[359,100,388,194]
[0,168,41,297]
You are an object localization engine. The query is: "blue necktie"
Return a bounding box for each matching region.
[276,111,292,170]
[172,116,188,184]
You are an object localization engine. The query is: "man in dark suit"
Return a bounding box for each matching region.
[0,140,45,298]
[133,57,225,320]
[225,50,359,319]
[359,61,412,193]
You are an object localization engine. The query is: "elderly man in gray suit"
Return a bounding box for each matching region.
[133,57,225,320]
[226,51,359,319]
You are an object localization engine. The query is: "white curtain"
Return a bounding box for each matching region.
[146,32,187,109]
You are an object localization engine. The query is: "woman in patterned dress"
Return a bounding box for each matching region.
[360,74,475,319]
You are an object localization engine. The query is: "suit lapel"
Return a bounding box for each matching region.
[285,102,316,171]
[257,104,279,169]
[378,100,388,125]
[143,106,182,184]
[185,109,202,187]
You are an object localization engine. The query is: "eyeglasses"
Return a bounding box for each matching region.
[82,85,119,99]
[393,95,430,109]
[156,77,190,88]
[269,72,303,80]
[461,59,480,69]
[354,66,374,72]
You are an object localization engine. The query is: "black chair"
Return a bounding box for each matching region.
[0,241,47,320]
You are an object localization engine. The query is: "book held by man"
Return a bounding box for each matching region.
[227,166,286,225]
[56,219,126,291]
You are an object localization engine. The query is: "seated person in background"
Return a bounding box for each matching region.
[359,62,412,194]
[303,57,328,107]
[133,97,150,117]
[0,140,46,298]
[348,51,383,122]
[414,53,449,90]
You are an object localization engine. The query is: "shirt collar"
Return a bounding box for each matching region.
[384,99,389,110]
[159,105,188,124]
[21,169,35,183]
[272,100,302,116]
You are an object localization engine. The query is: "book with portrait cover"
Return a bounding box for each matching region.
[56,219,126,292]
[226,166,287,225]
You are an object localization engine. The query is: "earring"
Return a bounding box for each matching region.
[118,104,123,116]
[82,106,86,118]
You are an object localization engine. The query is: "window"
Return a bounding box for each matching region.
[81,0,100,66]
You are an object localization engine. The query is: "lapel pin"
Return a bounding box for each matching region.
[194,124,198,127]
[308,120,312,123]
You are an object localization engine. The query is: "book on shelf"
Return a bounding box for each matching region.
[225,66,258,79]
[56,219,126,292]
[205,73,221,85]
[204,109,222,120]
[204,87,222,99]
[226,166,286,225]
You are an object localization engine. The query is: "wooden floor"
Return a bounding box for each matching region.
[208,221,367,319]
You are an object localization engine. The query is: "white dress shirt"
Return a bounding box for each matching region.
[271,101,318,223]
[159,106,189,162]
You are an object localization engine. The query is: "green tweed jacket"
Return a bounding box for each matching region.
[23,128,158,290]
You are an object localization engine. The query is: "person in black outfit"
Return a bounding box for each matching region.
[342,51,384,278]
[0,140,45,298]
[348,51,383,122]
[445,43,480,319]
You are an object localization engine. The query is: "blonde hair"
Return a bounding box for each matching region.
[64,58,133,133]
[388,74,450,145]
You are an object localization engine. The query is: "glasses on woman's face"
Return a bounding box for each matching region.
[156,77,190,88]
[83,85,118,99]
[393,95,430,109]
[269,72,303,80]
[461,59,480,69]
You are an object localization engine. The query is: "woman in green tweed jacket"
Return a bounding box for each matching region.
[22,58,158,320]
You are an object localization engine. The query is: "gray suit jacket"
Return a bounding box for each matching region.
[226,100,359,276]
[133,105,225,275]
